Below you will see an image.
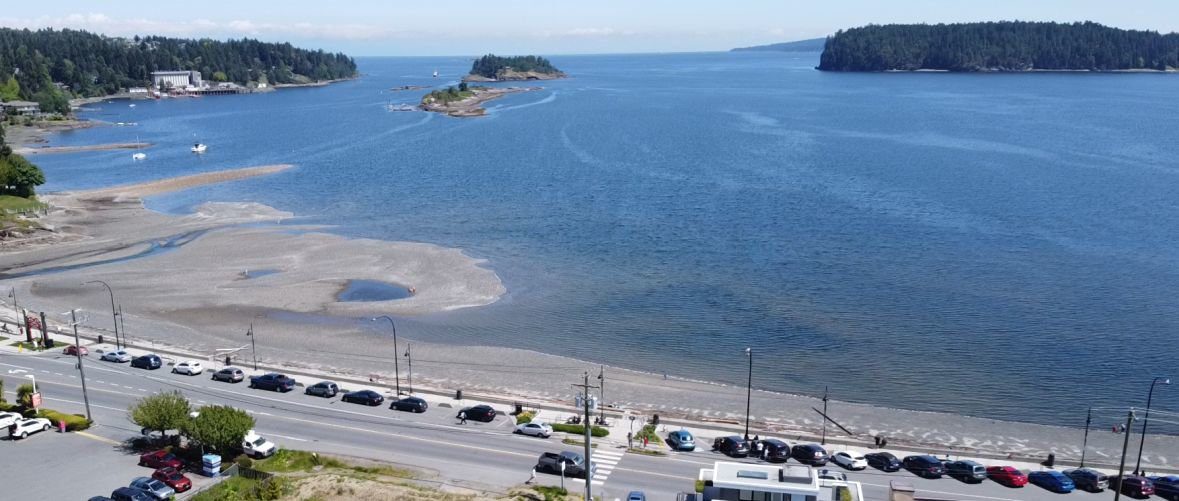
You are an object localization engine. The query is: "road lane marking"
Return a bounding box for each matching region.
[75,431,121,445]
[261,432,309,442]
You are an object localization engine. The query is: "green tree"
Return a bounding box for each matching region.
[0,154,45,198]
[458,82,469,92]
[212,71,228,82]
[182,405,255,456]
[129,390,191,438]
[16,383,34,407]
[0,76,19,101]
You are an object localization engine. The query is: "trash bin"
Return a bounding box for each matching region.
[455,389,463,400]
[652,414,660,425]
[45,339,54,348]
[1044,453,1055,468]
[97,335,104,344]
[201,454,222,477]
[514,402,523,415]
[225,355,232,366]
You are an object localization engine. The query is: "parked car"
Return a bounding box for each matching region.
[101,350,132,362]
[151,467,192,493]
[865,452,903,472]
[987,466,1028,487]
[305,381,339,397]
[1149,475,1179,501]
[390,396,429,413]
[8,417,51,439]
[88,496,115,501]
[817,469,847,481]
[515,421,553,438]
[130,354,162,370]
[666,430,696,451]
[1109,475,1155,498]
[212,367,245,383]
[138,450,184,469]
[129,477,175,501]
[713,436,750,458]
[791,444,829,466]
[761,439,792,462]
[626,492,646,501]
[1065,468,1109,492]
[172,360,203,375]
[1028,470,1076,494]
[342,390,385,406]
[902,455,946,478]
[536,451,589,478]
[242,430,277,458]
[249,373,296,392]
[945,460,987,483]
[0,411,22,429]
[832,451,868,470]
[109,487,154,501]
[63,344,89,356]
[458,405,497,422]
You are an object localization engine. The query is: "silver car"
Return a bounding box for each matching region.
[129,477,174,501]
[101,350,132,363]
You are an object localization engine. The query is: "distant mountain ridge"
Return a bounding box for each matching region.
[731,38,826,52]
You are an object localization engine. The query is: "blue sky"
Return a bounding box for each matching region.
[2,0,1175,56]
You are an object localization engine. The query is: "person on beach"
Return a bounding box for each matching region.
[458,411,467,425]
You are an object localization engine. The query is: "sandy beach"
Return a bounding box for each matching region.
[14,142,151,155]
[1,166,1177,471]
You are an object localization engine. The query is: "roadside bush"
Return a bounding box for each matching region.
[549,423,609,437]
[515,410,536,424]
[36,409,92,431]
[636,424,663,446]
[16,383,34,407]
[235,454,254,468]
[256,476,290,501]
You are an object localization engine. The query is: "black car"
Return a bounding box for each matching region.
[1066,468,1109,493]
[791,444,829,466]
[903,455,946,478]
[865,452,902,472]
[945,460,987,483]
[341,390,385,406]
[130,354,162,370]
[760,439,792,462]
[458,405,497,422]
[1149,475,1179,501]
[249,373,296,392]
[390,396,428,413]
[712,436,750,458]
[211,367,244,383]
[305,381,339,398]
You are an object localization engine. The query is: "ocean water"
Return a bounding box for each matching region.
[33,52,1179,428]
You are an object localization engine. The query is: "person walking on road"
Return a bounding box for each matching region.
[458,411,468,425]
[527,467,536,484]
[627,432,634,449]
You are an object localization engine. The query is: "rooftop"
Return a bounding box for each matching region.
[708,461,818,492]
[1,100,39,107]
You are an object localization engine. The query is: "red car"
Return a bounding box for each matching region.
[987,466,1029,487]
[63,345,88,356]
[152,466,192,492]
[139,450,183,470]
[1110,475,1155,498]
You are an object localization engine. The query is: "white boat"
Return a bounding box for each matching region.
[129,103,136,108]
[432,70,439,78]
[191,143,207,153]
[386,103,416,112]
[132,152,147,161]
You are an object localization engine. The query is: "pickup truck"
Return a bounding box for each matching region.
[537,451,589,478]
[242,430,277,458]
[249,373,296,392]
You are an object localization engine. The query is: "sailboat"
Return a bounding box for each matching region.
[432,70,439,78]
[191,143,207,153]
[132,152,147,161]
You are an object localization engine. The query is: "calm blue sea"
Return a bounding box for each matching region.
[33,52,1179,427]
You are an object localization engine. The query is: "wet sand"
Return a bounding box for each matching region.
[14,142,150,155]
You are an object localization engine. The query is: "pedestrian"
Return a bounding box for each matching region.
[643,435,649,448]
[458,411,467,425]
[627,431,634,449]
[527,467,536,484]
[58,420,66,433]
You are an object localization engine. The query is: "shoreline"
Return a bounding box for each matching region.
[419,86,543,117]
[14,142,150,156]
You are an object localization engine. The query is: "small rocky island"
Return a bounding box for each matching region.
[419,83,541,117]
[461,54,566,82]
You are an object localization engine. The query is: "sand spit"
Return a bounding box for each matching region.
[14,142,150,155]
[81,164,294,199]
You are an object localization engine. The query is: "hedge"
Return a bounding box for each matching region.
[550,423,609,437]
[36,409,92,431]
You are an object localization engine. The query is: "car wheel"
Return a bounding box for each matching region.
[42,424,50,431]
[249,382,255,388]
[513,429,521,434]
[20,432,27,438]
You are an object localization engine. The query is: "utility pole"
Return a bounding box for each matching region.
[404,344,413,394]
[744,347,753,440]
[1114,408,1137,501]
[822,386,829,445]
[572,372,600,501]
[1080,407,1092,468]
[246,323,258,370]
[68,309,92,421]
[598,365,605,425]
[9,288,28,343]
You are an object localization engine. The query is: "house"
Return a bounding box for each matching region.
[1,100,41,115]
[683,461,864,501]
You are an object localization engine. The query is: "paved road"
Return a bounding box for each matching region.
[0,351,1132,500]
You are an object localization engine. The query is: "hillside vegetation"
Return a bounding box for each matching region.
[468,54,563,80]
[818,21,1179,72]
[0,28,358,113]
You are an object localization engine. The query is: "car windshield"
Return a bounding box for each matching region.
[251,438,266,446]
[166,472,183,481]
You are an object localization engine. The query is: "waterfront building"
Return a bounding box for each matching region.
[684,461,864,501]
[152,70,203,90]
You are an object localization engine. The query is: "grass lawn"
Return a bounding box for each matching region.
[0,195,44,212]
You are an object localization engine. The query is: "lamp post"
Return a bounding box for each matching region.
[744,347,753,440]
[404,344,413,394]
[25,374,36,394]
[84,281,120,349]
[1135,377,1171,475]
[598,365,606,425]
[246,323,258,370]
[372,316,401,396]
[1080,406,1092,468]
[821,386,829,445]
[1115,408,1138,501]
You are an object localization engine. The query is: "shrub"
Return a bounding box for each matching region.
[235,454,254,468]
[636,424,663,446]
[516,410,536,424]
[549,423,609,437]
[16,383,34,407]
[36,409,92,431]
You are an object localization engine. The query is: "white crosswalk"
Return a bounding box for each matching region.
[568,447,626,487]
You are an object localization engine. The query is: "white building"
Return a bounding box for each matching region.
[151,70,203,90]
[688,462,864,501]
[0,100,41,115]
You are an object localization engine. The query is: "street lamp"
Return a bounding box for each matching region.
[24,374,36,394]
[744,347,753,440]
[1135,377,1171,475]
[1081,406,1092,468]
[83,281,120,349]
[372,316,401,396]
[404,344,413,395]
[245,323,258,371]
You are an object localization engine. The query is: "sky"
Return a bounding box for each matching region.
[1,0,1176,56]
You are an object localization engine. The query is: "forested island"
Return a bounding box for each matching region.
[463,54,565,82]
[418,82,542,117]
[818,22,1179,72]
[0,28,358,113]
[732,38,826,53]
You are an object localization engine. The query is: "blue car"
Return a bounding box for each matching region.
[1029,470,1075,493]
[666,430,695,451]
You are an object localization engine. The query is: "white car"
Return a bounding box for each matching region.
[817,468,848,481]
[9,417,52,439]
[0,411,22,428]
[832,451,868,470]
[242,430,277,458]
[172,360,204,375]
[101,350,132,362]
[514,421,553,438]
